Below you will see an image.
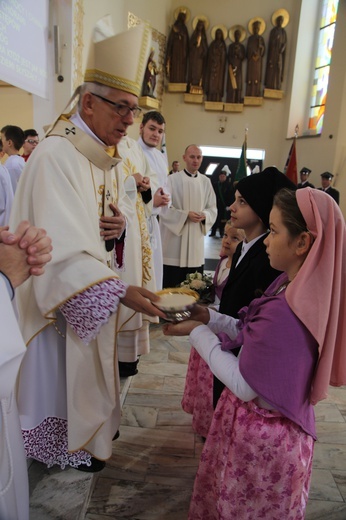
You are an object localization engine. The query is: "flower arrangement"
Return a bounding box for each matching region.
[179,271,214,303]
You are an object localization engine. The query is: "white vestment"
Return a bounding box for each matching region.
[0,164,14,227]
[0,276,29,520]
[116,136,158,362]
[160,170,217,267]
[10,117,134,465]
[137,136,170,290]
[4,155,25,194]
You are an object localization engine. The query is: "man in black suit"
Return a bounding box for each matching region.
[319,172,340,205]
[297,167,315,189]
[209,168,235,237]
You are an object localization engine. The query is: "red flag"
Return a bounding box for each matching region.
[284,139,298,185]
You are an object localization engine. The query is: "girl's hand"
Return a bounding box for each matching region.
[162,320,203,336]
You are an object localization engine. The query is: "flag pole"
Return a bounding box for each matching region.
[235,128,248,182]
[284,124,299,184]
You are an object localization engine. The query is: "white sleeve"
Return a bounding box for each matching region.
[207,308,239,338]
[190,325,258,402]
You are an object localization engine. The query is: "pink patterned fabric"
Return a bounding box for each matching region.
[288,188,346,403]
[189,388,314,520]
[60,278,127,344]
[182,347,214,438]
[22,417,92,469]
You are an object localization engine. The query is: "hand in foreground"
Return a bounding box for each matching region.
[0,221,53,286]
[120,285,166,318]
[163,320,203,336]
[100,203,126,240]
[0,226,9,237]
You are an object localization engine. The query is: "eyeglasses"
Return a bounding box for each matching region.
[90,93,142,118]
[25,139,39,145]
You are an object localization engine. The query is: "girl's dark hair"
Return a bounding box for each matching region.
[273,188,308,238]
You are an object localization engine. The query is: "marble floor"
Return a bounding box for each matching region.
[28,236,346,519]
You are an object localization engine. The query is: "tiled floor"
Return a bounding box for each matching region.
[28,236,346,519]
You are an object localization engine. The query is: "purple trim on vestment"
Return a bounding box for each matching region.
[60,278,127,344]
[219,273,318,439]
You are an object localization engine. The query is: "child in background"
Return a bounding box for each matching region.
[181,222,245,437]
[212,223,245,308]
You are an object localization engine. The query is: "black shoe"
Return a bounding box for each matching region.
[209,233,216,237]
[118,360,139,377]
[75,457,106,473]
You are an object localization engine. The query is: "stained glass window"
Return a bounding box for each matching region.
[308,0,339,134]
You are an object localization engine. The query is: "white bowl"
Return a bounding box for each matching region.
[155,288,199,322]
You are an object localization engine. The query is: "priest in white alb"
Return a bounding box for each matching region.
[160,144,217,289]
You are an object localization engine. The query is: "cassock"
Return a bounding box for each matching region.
[137,136,170,290]
[4,155,25,194]
[10,116,133,467]
[160,170,217,272]
[0,164,14,227]
[0,275,29,520]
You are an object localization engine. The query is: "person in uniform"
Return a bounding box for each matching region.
[297,167,315,189]
[318,172,340,204]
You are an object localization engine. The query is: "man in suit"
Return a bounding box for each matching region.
[209,168,235,238]
[319,172,340,204]
[297,167,315,189]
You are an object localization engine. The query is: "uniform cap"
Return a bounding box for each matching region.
[320,172,334,180]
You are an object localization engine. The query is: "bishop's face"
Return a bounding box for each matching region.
[82,88,139,146]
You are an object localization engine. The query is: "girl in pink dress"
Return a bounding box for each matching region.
[181,223,244,437]
[164,188,346,519]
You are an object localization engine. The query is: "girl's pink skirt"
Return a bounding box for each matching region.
[182,347,214,437]
[188,388,314,520]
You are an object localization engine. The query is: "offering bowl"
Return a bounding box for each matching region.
[155,288,199,322]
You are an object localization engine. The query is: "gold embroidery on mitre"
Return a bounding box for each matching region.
[84,69,141,97]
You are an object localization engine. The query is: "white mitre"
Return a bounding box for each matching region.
[84,19,152,97]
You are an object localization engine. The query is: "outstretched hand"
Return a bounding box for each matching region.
[120,285,166,318]
[163,320,203,336]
